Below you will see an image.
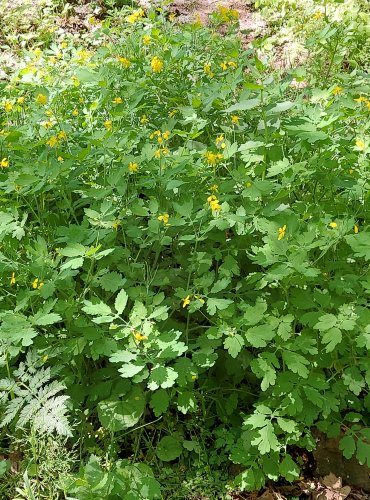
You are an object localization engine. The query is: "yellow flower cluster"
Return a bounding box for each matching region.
[150,129,170,144]
[231,115,240,125]
[355,139,366,151]
[332,86,343,96]
[46,131,67,148]
[118,56,131,68]
[3,101,13,112]
[158,213,169,224]
[32,278,44,289]
[133,331,148,342]
[207,195,221,211]
[143,35,151,45]
[216,5,239,22]
[313,11,323,20]
[128,162,139,173]
[104,120,112,131]
[215,134,226,149]
[112,97,123,104]
[126,8,144,24]
[204,151,223,165]
[0,158,9,168]
[151,56,164,73]
[140,115,149,124]
[354,95,370,110]
[36,93,48,105]
[220,60,237,71]
[154,147,170,158]
[278,224,287,240]
[204,62,214,78]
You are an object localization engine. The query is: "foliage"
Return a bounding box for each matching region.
[0,0,369,498]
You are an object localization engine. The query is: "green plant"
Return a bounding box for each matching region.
[0,2,369,498]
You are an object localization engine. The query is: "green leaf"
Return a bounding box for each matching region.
[277,418,297,433]
[98,272,125,293]
[224,334,244,358]
[206,298,233,316]
[224,98,260,113]
[314,314,337,331]
[235,469,256,491]
[0,313,37,347]
[82,301,112,316]
[0,459,10,478]
[150,389,170,417]
[342,367,365,395]
[339,434,356,459]
[282,350,310,378]
[148,366,178,390]
[156,436,182,462]
[356,439,370,467]
[246,324,275,348]
[97,387,145,432]
[279,454,300,481]
[31,312,62,326]
[321,327,342,352]
[59,243,86,257]
[60,257,84,270]
[345,233,370,260]
[252,423,279,454]
[118,363,146,378]
[176,390,197,414]
[115,290,128,315]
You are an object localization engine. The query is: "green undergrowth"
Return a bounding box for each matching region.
[0,2,369,499]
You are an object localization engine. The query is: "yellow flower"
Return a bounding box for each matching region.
[32,278,44,289]
[220,61,228,71]
[169,109,177,118]
[313,11,323,20]
[210,184,219,192]
[278,224,287,240]
[209,199,221,211]
[151,56,164,73]
[128,162,139,173]
[140,115,149,124]
[328,222,337,229]
[77,50,91,61]
[71,75,80,87]
[126,8,144,23]
[204,151,223,165]
[47,136,58,147]
[231,115,239,125]
[17,96,25,105]
[355,139,365,151]
[60,41,68,49]
[182,295,191,308]
[133,331,148,342]
[72,109,79,116]
[10,272,16,285]
[112,97,123,104]
[40,120,53,129]
[118,56,131,68]
[207,195,217,202]
[191,374,198,380]
[4,101,13,112]
[57,130,67,140]
[45,110,53,117]
[0,158,9,168]
[215,134,226,149]
[33,47,42,58]
[163,130,170,140]
[366,101,370,110]
[354,96,367,103]
[104,120,112,131]
[162,147,169,156]
[354,224,359,234]
[150,130,161,139]
[332,86,343,96]
[204,62,214,78]
[228,61,237,69]
[157,136,164,145]
[36,93,48,105]
[57,156,64,162]
[143,35,151,45]
[169,13,177,22]
[158,213,169,224]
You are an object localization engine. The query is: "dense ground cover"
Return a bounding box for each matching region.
[0,1,370,498]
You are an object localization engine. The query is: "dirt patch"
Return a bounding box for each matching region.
[140,0,266,40]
